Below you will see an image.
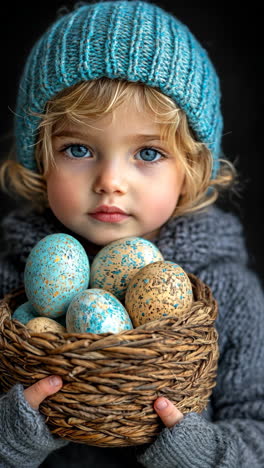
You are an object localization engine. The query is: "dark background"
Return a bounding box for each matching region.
[1,3,263,284]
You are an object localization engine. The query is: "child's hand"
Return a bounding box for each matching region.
[24,375,63,410]
[154,397,184,428]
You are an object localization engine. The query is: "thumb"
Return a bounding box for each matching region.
[154,397,184,428]
[24,375,63,410]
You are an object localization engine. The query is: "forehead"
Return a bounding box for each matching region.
[53,100,162,138]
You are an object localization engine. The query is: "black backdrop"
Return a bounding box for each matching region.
[1,3,263,284]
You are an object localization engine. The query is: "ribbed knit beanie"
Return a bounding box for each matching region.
[15,0,223,178]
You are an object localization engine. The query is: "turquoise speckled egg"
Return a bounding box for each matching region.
[90,237,163,301]
[24,233,90,318]
[12,301,38,325]
[66,289,133,334]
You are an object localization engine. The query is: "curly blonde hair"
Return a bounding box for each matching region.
[0,78,236,217]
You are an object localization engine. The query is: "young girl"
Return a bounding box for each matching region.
[0,1,263,467]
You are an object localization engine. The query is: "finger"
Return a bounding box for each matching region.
[24,375,63,410]
[154,397,184,428]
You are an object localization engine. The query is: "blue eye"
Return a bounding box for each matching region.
[64,144,91,159]
[135,148,163,163]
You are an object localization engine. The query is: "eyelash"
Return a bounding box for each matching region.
[58,142,168,165]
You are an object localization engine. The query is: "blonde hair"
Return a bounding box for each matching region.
[0,78,236,217]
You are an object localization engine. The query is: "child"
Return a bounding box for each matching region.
[0,1,263,467]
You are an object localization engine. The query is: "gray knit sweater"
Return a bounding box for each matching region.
[0,205,263,468]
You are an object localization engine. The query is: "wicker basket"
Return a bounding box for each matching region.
[0,273,218,447]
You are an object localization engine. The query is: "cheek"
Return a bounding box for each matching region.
[143,173,183,215]
[46,173,81,215]
[147,191,179,222]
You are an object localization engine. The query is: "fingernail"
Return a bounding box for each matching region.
[155,398,168,410]
[49,376,61,386]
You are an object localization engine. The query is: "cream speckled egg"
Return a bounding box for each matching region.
[125,261,193,326]
[26,317,66,333]
[90,237,163,301]
[66,289,133,334]
[24,233,90,318]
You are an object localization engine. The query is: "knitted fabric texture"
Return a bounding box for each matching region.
[0,385,68,468]
[15,0,222,178]
[0,206,264,467]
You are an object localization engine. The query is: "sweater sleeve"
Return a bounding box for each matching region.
[137,266,264,468]
[0,384,69,468]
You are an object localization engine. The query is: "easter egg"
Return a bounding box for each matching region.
[26,317,66,334]
[125,261,193,327]
[90,237,163,301]
[12,301,38,325]
[66,289,133,334]
[24,233,90,318]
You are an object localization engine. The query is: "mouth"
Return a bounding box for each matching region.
[89,205,130,223]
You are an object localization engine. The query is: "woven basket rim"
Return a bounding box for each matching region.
[0,272,217,337]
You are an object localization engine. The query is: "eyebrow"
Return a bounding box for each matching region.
[53,130,162,141]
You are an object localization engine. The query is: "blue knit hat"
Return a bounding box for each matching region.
[15,0,223,178]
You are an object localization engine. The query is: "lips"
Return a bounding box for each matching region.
[91,205,128,215]
[89,205,129,223]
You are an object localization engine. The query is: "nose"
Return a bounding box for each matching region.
[92,160,128,195]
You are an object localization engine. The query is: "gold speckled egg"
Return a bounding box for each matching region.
[90,237,163,301]
[125,261,193,327]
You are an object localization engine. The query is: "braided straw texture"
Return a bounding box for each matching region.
[0,273,218,447]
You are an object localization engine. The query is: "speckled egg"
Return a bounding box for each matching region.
[24,233,90,318]
[26,317,66,334]
[12,301,38,325]
[66,288,133,334]
[90,237,163,301]
[125,261,193,327]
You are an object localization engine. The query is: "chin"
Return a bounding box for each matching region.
[89,233,132,246]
